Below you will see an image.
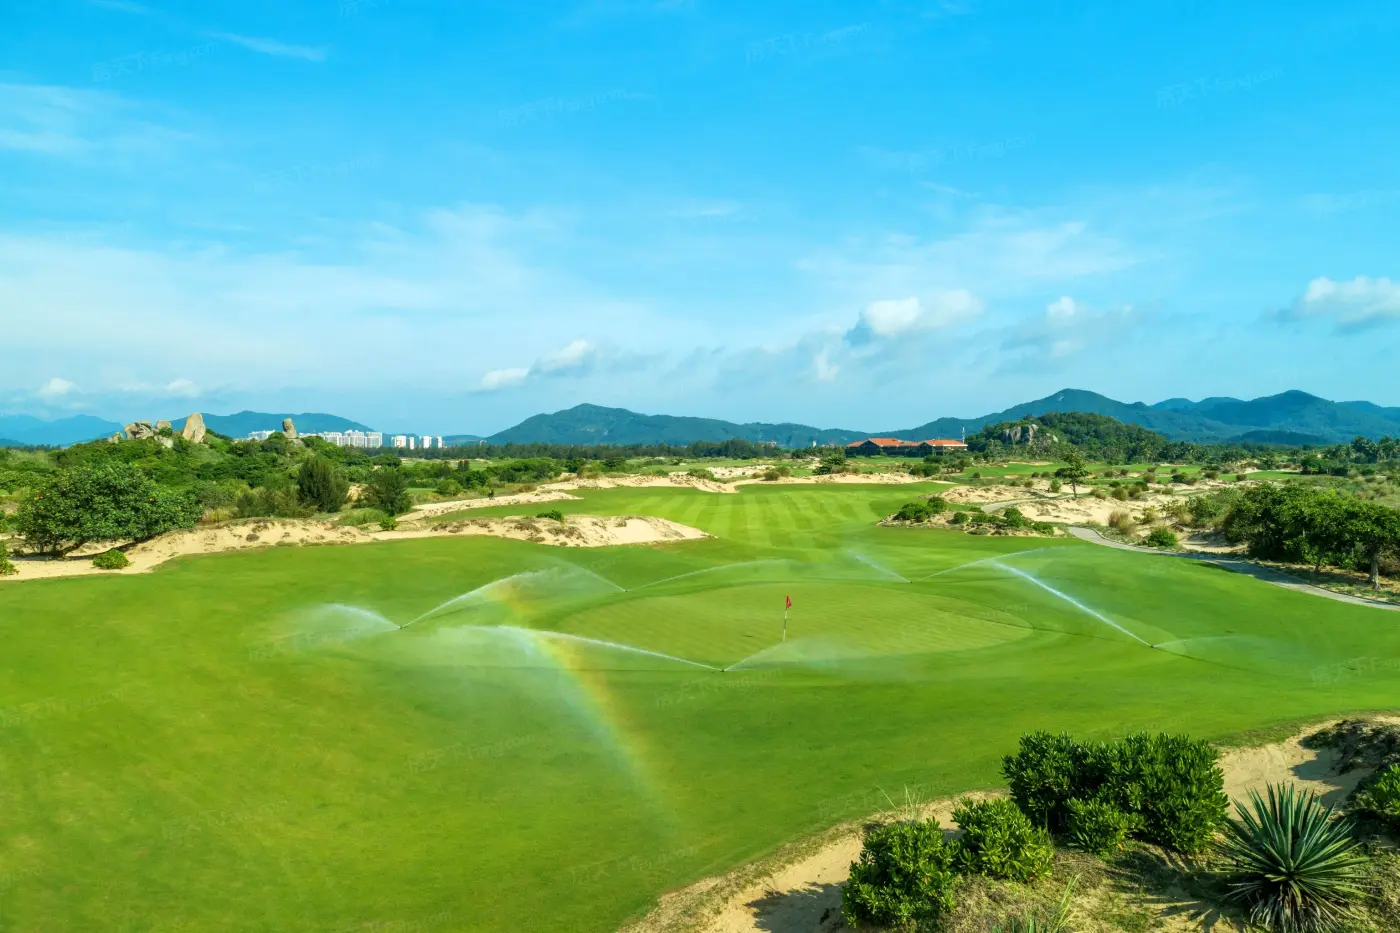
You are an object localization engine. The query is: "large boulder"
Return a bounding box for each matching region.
[124,422,155,440]
[181,412,207,444]
[281,417,297,440]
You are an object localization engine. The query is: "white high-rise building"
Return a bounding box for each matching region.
[408,436,416,450]
[420,435,435,450]
[391,435,409,449]
[367,432,384,448]
[435,436,444,448]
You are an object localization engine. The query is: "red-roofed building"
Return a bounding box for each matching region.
[846,437,968,456]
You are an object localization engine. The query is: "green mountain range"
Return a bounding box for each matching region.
[6,389,1399,449]
[465,389,1400,448]
[171,411,374,438]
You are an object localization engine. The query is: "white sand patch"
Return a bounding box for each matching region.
[0,515,707,583]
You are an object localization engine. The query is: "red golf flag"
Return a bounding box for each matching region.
[785,595,792,609]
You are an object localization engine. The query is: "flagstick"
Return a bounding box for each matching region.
[782,606,788,643]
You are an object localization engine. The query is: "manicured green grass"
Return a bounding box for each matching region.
[2,482,1398,932]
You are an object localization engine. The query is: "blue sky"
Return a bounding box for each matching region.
[1,0,1397,434]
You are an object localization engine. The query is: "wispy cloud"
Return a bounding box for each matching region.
[845,291,983,344]
[1277,276,1400,330]
[208,32,328,62]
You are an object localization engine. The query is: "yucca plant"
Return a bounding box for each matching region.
[1217,783,1368,932]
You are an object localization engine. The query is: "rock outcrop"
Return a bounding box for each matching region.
[281,418,297,440]
[181,413,207,444]
[124,422,156,440]
[155,420,172,432]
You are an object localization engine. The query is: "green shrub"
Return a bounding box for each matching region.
[950,511,969,525]
[842,819,959,931]
[1001,508,1030,529]
[687,468,716,481]
[0,541,16,576]
[953,797,1053,883]
[435,477,463,496]
[924,496,949,514]
[1352,764,1400,829]
[297,458,349,512]
[535,510,565,522]
[1066,797,1133,856]
[894,501,931,522]
[1048,479,1062,493]
[1032,522,1055,535]
[378,516,398,531]
[92,548,130,570]
[335,508,387,528]
[1003,732,1080,830]
[1145,527,1179,549]
[1218,784,1367,933]
[1003,731,1227,854]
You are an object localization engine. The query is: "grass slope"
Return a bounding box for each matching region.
[2,483,1398,932]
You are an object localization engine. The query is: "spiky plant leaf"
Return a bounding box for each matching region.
[1217,783,1368,932]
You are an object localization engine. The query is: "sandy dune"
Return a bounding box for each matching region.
[625,719,1393,933]
[0,515,707,583]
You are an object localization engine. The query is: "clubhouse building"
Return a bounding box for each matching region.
[845,437,968,456]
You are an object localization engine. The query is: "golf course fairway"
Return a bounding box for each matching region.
[2,482,1398,932]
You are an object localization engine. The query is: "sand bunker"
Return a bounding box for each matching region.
[625,719,1395,933]
[0,515,707,583]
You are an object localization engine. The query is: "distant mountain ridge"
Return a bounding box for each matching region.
[170,411,374,438]
[460,404,867,448]
[466,389,1400,448]
[0,414,124,447]
[6,389,1399,448]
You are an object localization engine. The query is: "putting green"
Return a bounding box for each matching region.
[2,482,1398,932]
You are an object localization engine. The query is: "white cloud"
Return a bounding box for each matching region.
[208,33,327,62]
[163,378,201,397]
[813,348,840,382]
[37,377,76,398]
[1286,275,1400,328]
[480,368,529,390]
[536,339,597,373]
[850,290,982,341]
[1045,296,1081,321]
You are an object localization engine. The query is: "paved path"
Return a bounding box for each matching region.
[1068,526,1400,611]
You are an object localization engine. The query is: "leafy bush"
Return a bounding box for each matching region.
[536,510,565,522]
[1146,527,1179,549]
[91,548,130,570]
[378,516,398,531]
[1066,797,1133,856]
[1003,731,1227,854]
[361,468,414,516]
[842,819,959,932]
[235,486,314,520]
[1032,522,1055,535]
[17,462,202,555]
[297,458,350,512]
[435,477,463,496]
[1048,479,1062,493]
[687,468,716,481]
[924,496,949,514]
[949,511,970,525]
[952,797,1053,883]
[0,541,16,576]
[1001,508,1030,529]
[1352,764,1400,829]
[894,501,931,522]
[1218,784,1367,933]
[1108,510,1135,534]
